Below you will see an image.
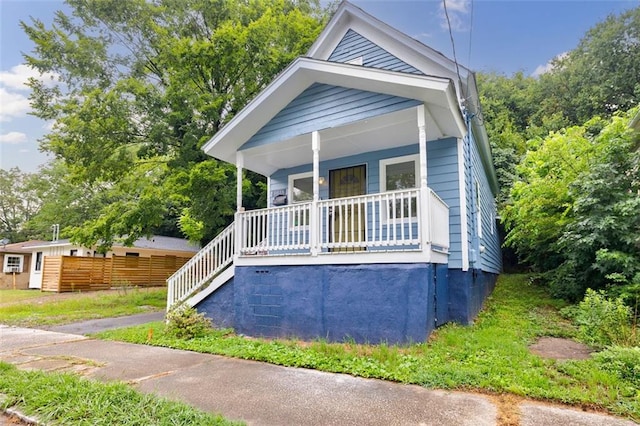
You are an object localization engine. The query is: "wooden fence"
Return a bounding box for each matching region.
[41,255,191,292]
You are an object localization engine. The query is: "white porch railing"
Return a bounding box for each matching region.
[238,188,448,255]
[429,190,450,251]
[319,189,421,250]
[167,222,235,309]
[168,188,449,311]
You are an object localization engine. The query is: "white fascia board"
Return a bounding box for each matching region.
[201,58,313,165]
[202,58,463,167]
[23,241,73,250]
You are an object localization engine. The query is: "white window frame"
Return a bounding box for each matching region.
[380,154,420,222]
[3,254,24,273]
[34,251,43,272]
[288,171,313,229]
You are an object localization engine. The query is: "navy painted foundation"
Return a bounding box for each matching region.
[448,268,498,324]
[196,264,497,343]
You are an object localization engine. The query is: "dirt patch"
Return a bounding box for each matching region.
[486,393,523,426]
[529,337,593,360]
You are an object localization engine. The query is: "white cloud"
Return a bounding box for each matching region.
[0,64,58,91]
[439,0,470,32]
[43,121,56,131]
[0,64,59,122]
[532,52,569,77]
[0,131,28,144]
[0,87,31,122]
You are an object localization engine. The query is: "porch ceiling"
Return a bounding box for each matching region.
[203,57,465,176]
[241,107,436,175]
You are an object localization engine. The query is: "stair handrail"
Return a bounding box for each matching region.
[167,222,235,310]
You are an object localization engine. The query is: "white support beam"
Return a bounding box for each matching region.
[236,151,244,212]
[417,105,428,189]
[417,105,430,254]
[311,131,321,256]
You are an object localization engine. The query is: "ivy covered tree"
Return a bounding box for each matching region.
[22,0,327,250]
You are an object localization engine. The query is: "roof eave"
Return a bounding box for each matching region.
[202,58,464,170]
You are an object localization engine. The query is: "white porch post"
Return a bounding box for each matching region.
[311,131,320,256]
[235,151,244,258]
[236,151,244,212]
[417,105,430,255]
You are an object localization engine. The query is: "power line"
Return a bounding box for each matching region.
[442,0,465,101]
[467,0,474,70]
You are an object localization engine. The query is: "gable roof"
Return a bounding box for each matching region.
[307,1,469,89]
[203,0,498,193]
[203,57,465,175]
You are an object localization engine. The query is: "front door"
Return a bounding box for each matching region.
[329,165,366,251]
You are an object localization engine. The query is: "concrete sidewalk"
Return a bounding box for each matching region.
[44,311,165,335]
[0,325,636,426]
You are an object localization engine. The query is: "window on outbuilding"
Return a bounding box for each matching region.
[35,252,43,272]
[3,255,24,273]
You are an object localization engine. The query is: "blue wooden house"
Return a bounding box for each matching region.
[167,1,501,344]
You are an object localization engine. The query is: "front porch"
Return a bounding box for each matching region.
[237,186,449,264]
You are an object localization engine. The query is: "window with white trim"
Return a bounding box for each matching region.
[288,172,313,227]
[3,254,24,273]
[380,155,420,219]
[35,252,43,272]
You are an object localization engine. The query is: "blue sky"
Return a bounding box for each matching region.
[1,0,637,172]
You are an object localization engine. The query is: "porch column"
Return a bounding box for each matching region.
[236,151,244,212]
[311,131,320,256]
[235,151,244,258]
[417,105,431,254]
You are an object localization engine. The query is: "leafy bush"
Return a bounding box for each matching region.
[593,346,640,388]
[575,289,635,347]
[166,306,212,339]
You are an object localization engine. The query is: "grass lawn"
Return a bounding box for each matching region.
[96,274,640,422]
[0,290,54,304]
[0,287,167,327]
[0,362,242,425]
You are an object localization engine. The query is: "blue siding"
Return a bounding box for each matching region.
[467,129,502,274]
[241,83,421,150]
[329,29,423,75]
[269,140,465,267]
[426,138,462,269]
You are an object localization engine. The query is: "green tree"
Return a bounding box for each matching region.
[502,122,600,274]
[554,110,640,301]
[534,7,640,127]
[504,108,639,301]
[22,0,327,248]
[0,168,43,243]
[476,71,539,205]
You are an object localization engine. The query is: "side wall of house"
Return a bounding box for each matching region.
[467,129,502,274]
